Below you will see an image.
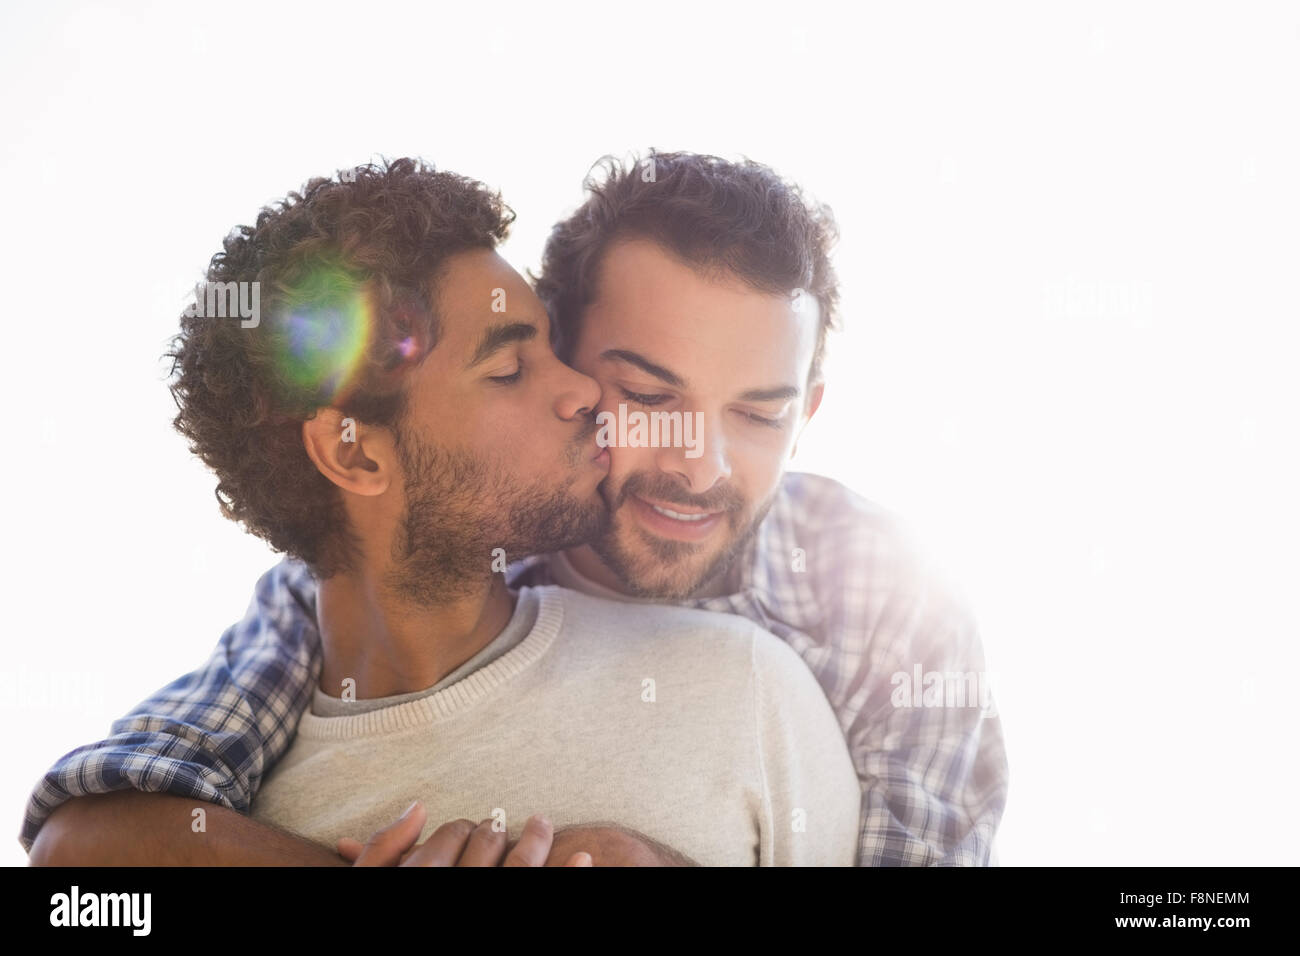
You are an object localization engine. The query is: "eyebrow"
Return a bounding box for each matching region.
[603,348,801,402]
[600,349,686,388]
[467,321,537,368]
[738,385,801,403]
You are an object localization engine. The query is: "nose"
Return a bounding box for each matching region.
[553,360,602,421]
[655,411,730,494]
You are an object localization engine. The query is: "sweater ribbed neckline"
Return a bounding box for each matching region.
[294,586,565,740]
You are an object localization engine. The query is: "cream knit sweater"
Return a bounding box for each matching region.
[250,585,860,865]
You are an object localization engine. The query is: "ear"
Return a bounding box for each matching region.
[790,381,825,459]
[302,408,392,497]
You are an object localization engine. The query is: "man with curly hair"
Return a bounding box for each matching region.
[24,157,861,867]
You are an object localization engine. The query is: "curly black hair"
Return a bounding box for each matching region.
[166,158,514,577]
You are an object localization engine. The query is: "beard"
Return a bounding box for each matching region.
[588,470,776,600]
[385,428,608,607]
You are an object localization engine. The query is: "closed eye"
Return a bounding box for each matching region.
[489,363,523,384]
[738,409,781,428]
[619,387,670,406]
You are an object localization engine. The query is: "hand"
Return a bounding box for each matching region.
[544,824,696,867]
[338,803,592,866]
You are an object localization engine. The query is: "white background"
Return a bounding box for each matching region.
[1,0,1296,866]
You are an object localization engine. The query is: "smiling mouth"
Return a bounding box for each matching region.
[627,493,728,541]
[635,493,722,518]
[646,503,713,521]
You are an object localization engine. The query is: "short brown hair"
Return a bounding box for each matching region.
[534,150,840,384]
[167,158,514,576]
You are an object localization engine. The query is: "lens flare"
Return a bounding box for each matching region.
[268,266,373,405]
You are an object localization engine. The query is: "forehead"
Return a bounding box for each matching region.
[581,238,817,387]
[432,248,545,353]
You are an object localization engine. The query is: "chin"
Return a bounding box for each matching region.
[626,571,698,600]
[605,536,729,600]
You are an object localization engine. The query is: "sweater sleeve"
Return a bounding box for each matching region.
[749,626,860,866]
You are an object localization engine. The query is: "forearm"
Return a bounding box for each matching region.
[28,791,345,867]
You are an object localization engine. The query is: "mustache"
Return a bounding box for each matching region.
[571,411,598,446]
[560,411,601,469]
[614,471,745,514]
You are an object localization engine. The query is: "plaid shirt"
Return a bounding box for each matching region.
[20,472,1008,865]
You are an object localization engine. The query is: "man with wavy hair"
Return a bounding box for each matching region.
[25,152,1007,867]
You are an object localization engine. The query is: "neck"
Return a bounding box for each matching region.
[316,568,515,700]
[563,544,633,594]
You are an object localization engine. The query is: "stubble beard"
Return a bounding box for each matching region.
[386,432,609,607]
[587,472,775,601]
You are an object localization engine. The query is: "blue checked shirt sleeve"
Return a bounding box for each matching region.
[845,588,1008,866]
[19,559,322,853]
[760,474,1009,866]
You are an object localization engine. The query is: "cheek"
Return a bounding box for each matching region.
[480,407,561,466]
[592,387,618,416]
[607,443,654,477]
[732,449,786,509]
